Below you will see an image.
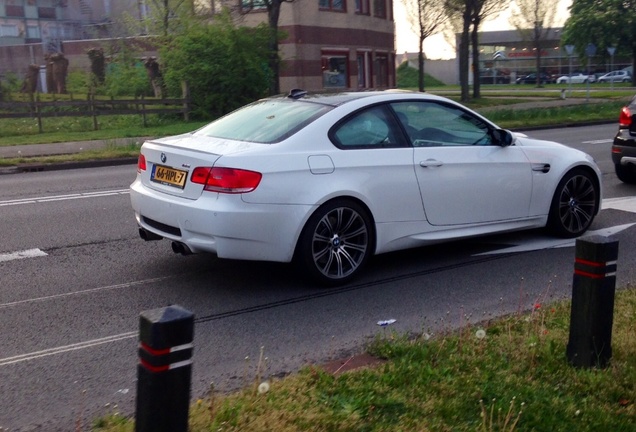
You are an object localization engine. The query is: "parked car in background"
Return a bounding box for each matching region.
[479,69,511,84]
[612,94,636,183]
[515,72,554,84]
[598,70,632,83]
[130,90,602,285]
[555,73,596,84]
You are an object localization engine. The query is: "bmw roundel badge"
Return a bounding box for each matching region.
[160,152,167,163]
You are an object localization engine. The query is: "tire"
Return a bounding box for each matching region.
[615,163,636,184]
[296,199,374,286]
[547,169,599,238]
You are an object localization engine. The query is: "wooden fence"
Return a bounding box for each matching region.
[0,82,190,133]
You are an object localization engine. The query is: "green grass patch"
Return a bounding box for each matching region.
[482,101,625,129]
[0,115,208,146]
[94,286,636,431]
[0,143,143,167]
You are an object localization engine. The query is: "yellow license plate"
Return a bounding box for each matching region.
[151,164,188,188]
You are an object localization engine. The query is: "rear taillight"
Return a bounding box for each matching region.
[190,167,262,193]
[137,154,147,173]
[619,106,632,127]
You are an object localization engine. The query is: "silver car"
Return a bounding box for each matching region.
[598,71,632,83]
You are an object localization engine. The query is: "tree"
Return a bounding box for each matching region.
[471,0,509,98]
[146,0,197,37]
[444,0,506,101]
[509,0,558,88]
[445,0,472,101]
[403,0,448,92]
[241,0,295,95]
[562,0,636,86]
[160,12,271,118]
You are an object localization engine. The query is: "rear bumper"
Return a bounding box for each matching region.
[130,178,314,262]
[612,130,636,165]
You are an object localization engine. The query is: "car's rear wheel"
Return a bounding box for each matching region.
[296,199,373,286]
[615,163,636,184]
[547,169,599,238]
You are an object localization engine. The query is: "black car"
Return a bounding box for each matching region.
[479,69,511,84]
[612,94,636,183]
[515,72,554,84]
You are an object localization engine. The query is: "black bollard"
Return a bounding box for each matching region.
[135,305,194,432]
[566,236,618,368]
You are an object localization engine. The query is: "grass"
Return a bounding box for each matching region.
[93,286,636,431]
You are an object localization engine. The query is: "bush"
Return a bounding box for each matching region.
[160,12,271,119]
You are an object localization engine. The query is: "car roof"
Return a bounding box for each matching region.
[271,89,428,107]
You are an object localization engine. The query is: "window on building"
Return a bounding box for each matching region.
[319,0,346,12]
[38,7,57,19]
[357,52,371,88]
[0,24,19,37]
[241,0,267,11]
[322,51,349,88]
[355,0,369,14]
[372,0,385,18]
[375,54,388,87]
[27,25,41,39]
[5,5,25,17]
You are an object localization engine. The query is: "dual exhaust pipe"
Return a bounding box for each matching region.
[138,228,192,255]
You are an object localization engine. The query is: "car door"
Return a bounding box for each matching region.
[391,101,534,226]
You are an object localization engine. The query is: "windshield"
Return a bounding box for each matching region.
[194,99,332,144]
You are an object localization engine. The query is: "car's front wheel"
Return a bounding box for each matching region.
[547,169,599,238]
[615,163,636,184]
[296,199,374,286]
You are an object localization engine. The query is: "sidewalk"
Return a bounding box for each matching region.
[0,96,619,175]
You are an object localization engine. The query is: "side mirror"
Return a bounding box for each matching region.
[492,128,514,147]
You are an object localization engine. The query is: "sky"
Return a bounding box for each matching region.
[394,0,573,59]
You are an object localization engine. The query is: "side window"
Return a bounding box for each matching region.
[391,101,493,147]
[331,105,402,148]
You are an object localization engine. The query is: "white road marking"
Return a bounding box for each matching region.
[581,139,613,144]
[602,196,636,213]
[475,223,636,255]
[0,189,129,207]
[0,332,137,367]
[0,248,47,263]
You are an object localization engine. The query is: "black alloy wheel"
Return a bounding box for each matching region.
[547,169,599,238]
[297,199,373,286]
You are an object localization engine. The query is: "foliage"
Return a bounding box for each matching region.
[160,12,271,119]
[562,0,636,73]
[101,41,153,97]
[396,62,446,88]
[65,70,90,94]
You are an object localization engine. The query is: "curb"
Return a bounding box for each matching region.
[0,157,138,175]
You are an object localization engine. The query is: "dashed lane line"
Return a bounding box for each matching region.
[0,189,129,207]
[0,248,47,263]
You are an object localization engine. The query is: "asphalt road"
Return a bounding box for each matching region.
[1,123,636,431]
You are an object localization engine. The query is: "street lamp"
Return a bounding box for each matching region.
[585,43,597,102]
[565,44,574,96]
[608,46,616,91]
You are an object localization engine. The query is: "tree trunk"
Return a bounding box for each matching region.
[459,11,471,102]
[418,37,425,92]
[268,1,282,95]
[534,27,542,88]
[471,17,481,99]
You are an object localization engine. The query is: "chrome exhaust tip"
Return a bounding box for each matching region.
[171,241,192,255]
[139,228,162,241]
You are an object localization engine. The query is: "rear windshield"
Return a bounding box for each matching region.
[193,99,332,143]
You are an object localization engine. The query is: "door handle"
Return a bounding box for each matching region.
[420,159,443,168]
